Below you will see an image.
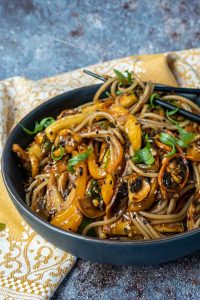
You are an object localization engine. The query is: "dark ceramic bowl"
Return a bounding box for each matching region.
[2,84,200,265]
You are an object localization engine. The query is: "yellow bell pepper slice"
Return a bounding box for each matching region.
[101,174,114,205]
[118,93,138,108]
[124,115,142,151]
[88,151,107,179]
[51,205,82,232]
[45,112,88,142]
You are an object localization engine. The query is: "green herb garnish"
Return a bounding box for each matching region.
[160,132,177,157]
[67,147,93,173]
[159,126,196,157]
[149,93,160,108]
[113,69,132,85]
[0,222,6,231]
[132,136,155,165]
[116,90,123,95]
[166,107,179,124]
[105,91,111,97]
[176,125,196,147]
[18,117,55,135]
[51,145,65,161]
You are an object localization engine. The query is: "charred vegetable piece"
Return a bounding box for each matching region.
[51,204,82,232]
[128,176,151,203]
[106,182,128,218]
[87,179,102,201]
[158,154,189,192]
[78,196,105,218]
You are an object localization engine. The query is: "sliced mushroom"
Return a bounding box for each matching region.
[57,171,68,196]
[46,171,63,216]
[106,181,128,218]
[29,152,39,178]
[158,154,189,193]
[128,177,158,211]
[27,142,44,161]
[78,196,105,218]
[128,176,150,203]
[12,144,30,172]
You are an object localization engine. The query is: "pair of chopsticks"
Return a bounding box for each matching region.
[83,69,200,123]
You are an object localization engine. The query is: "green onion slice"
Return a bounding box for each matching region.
[51,145,65,161]
[67,147,93,173]
[159,126,196,157]
[113,69,132,85]
[132,137,155,165]
[166,107,179,124]
[18,117,55,135]
[176,125,196,147]
[160,132,177,157]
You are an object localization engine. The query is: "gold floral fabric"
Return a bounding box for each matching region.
[0,48,199,300]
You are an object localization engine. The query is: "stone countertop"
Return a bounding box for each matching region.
[1,0,200,299]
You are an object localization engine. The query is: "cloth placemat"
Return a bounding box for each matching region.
[0,48,199,300]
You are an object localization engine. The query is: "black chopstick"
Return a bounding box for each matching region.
[154,99,200,123]
[83,69,200,123]
[154,85,200,95]
[83,69,107,82]
[83,69,200,95]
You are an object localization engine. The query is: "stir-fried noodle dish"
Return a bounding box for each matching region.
[13,70,200,241]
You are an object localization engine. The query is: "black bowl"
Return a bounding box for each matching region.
[2,84,200,265]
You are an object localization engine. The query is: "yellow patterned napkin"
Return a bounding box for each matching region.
[0,48,199,300]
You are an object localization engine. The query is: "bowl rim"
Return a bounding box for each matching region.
[2,84,200,247]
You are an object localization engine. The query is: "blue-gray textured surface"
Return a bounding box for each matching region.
[1,0,200,299]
